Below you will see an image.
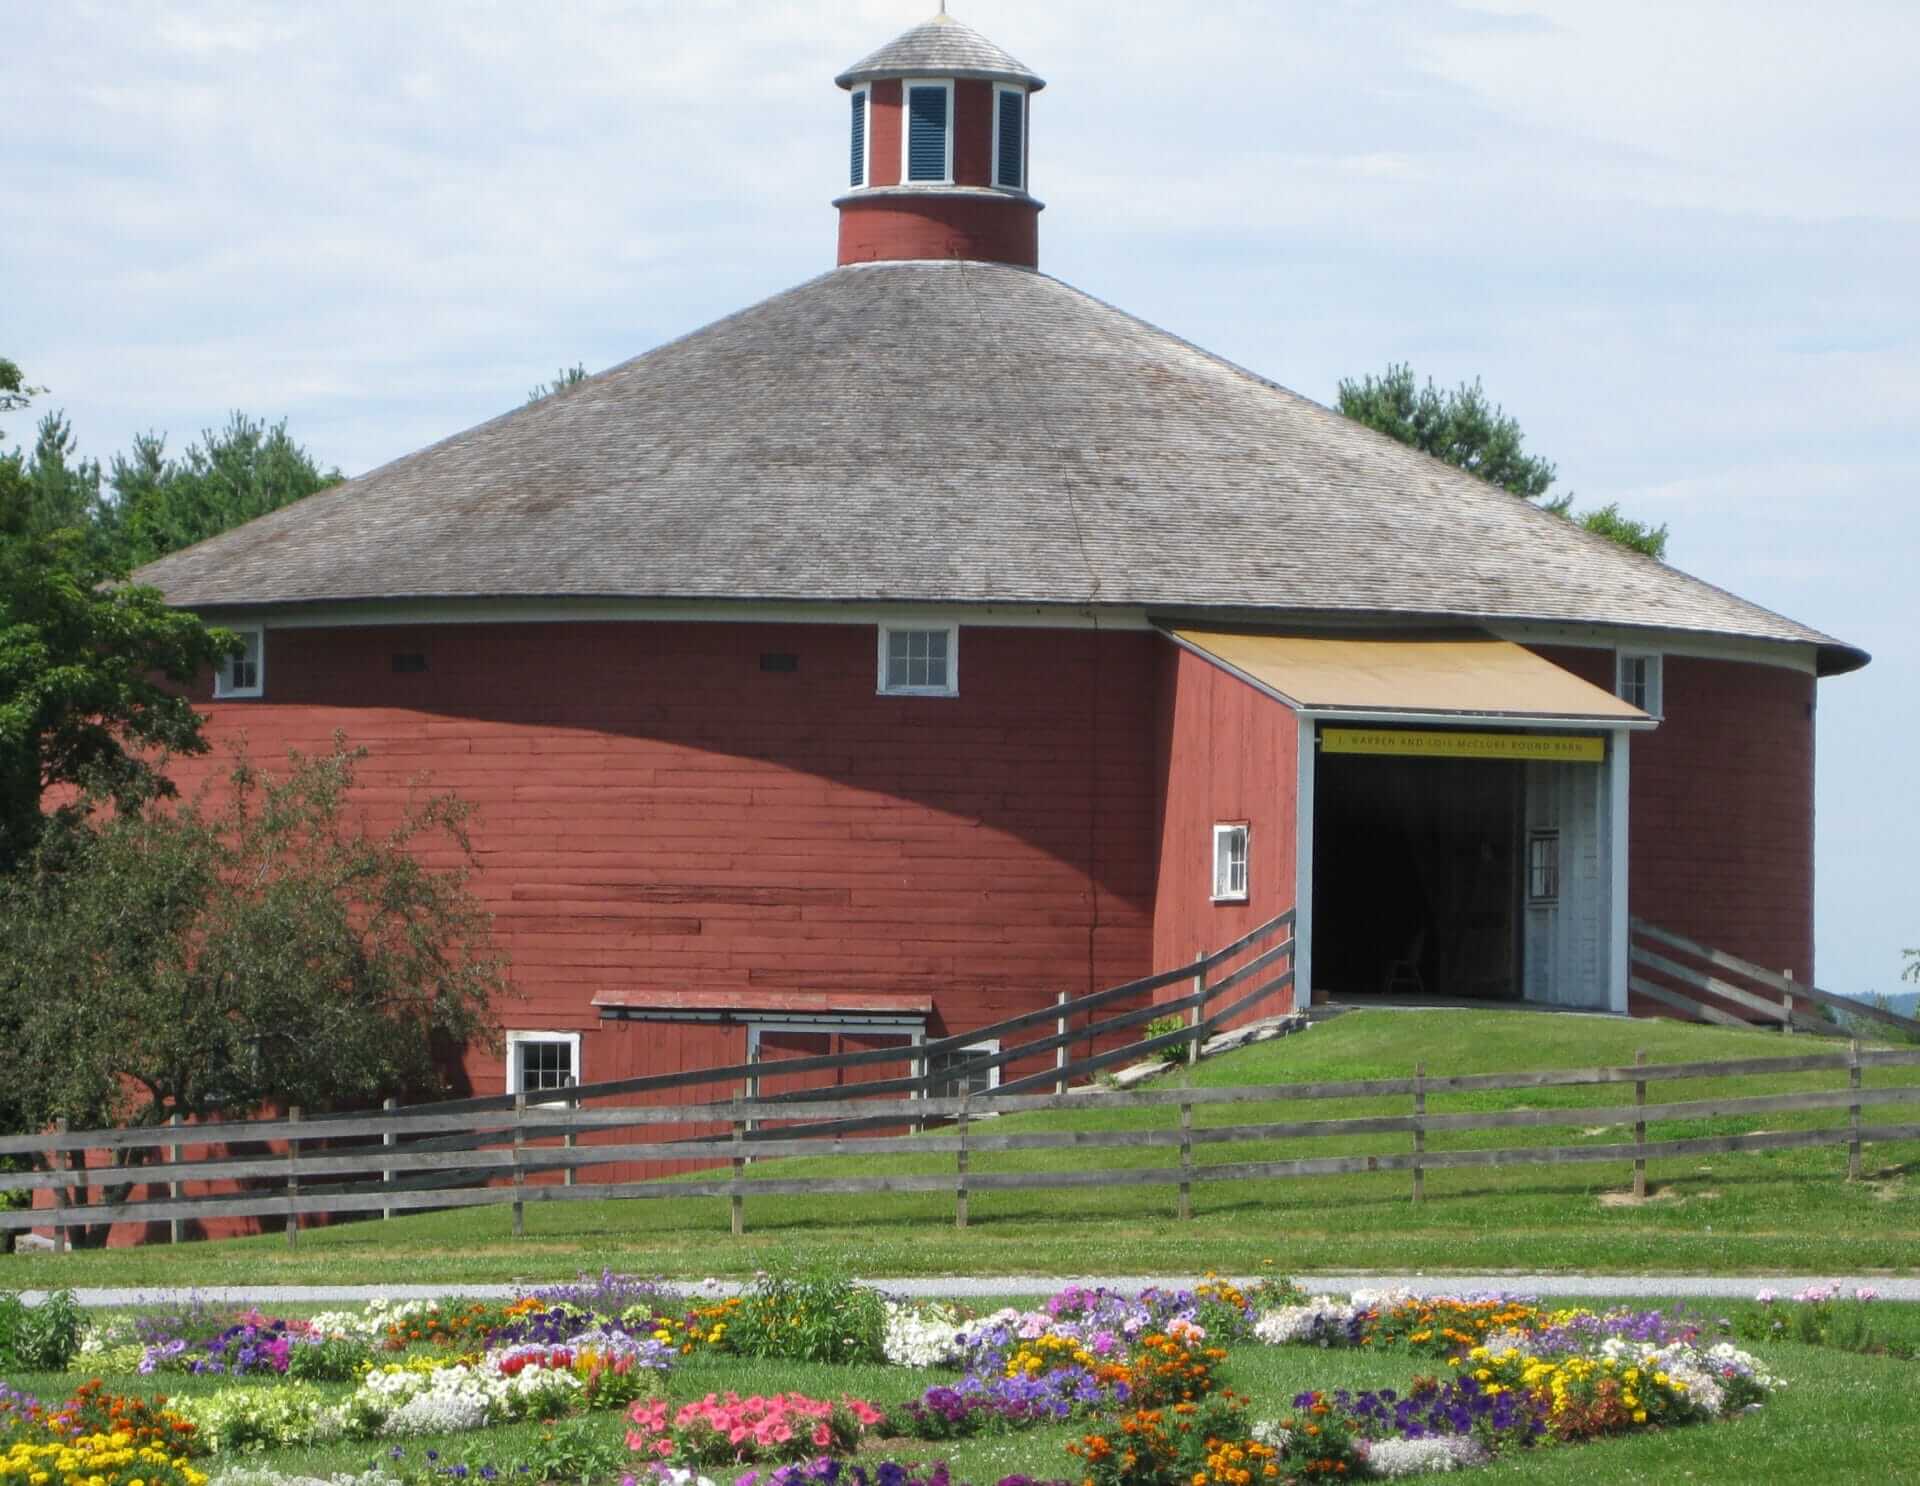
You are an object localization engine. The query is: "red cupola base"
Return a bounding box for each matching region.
[837,191,1039,268]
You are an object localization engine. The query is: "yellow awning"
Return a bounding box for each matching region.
[1169,628,1650,723]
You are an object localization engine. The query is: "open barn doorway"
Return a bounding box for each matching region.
[1312,750,1521,1000]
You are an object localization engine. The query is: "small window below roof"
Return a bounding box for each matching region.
[1212,823,1249,903]
[904,80,952,183]
[878,624,957,696]
[850,86,869,188]
[993,85,1026,190]
[214,626,264,699]
[1616,652,1663,717]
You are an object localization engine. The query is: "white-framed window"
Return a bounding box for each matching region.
[849,85,870,188]
[1616,651,1663,716]
[1212,822,1250,903]
[927,1039,1000,1100]
[214,625,265,698]
[992,83,1027,190]
[506,1030,581,1103]
[1527,831,1561,903]
[878,623,958,696]
[902,79,953,183]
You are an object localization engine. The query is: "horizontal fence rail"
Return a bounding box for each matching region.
[7,1030,1919,1237]
[1630,917,1920,1038]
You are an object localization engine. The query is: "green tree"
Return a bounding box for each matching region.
[0,739,510,1243]
[109,412,342,567]
[0,374,228,874]
[1337,362,1669,559]
[527,362,589,403]
[22,411,106,541]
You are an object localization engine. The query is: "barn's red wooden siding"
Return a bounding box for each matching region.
[171,619,1162,1099]
[1150,642,1299,1017]
[1532,645,1817,999]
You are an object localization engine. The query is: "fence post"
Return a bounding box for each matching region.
[1189,954,1207,1066]
[955,1089,970,1230]
[1781,970,1795,1034]
[167,1113,183,1245]
[1055,992,1069,1095]
[1633,1050,1648,1200]
[381,1097,397,1220]
[1177,1098,1194,1220]
[1848,1039,1862,1182]
[51,1117,69,1253]
[285,1105,302,1250]
[511,1093,527,1238]
[1411,1064,1425,1205]
[563,1078,578,1187]
[730,1093,746,1238]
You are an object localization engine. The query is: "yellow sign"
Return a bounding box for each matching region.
[1321,728,1607,763]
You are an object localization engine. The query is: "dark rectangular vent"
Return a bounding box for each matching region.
[391,652,428,674]
[906,84,948,181]
[759,652,799,673]
[850,89,867,187]
[996,89,1024,189]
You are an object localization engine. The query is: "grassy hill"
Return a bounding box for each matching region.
[10,1008,1919,1287]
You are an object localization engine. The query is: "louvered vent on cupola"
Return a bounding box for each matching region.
[906,82,951,182]
[849,87,869,188]
[994,87,1025,190]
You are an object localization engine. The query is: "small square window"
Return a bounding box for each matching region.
[214,626,265,698]
[927,1040,1000,1101]
[1212,823,1249,902]
[1616,652,1662,716]
[1528,831,1561,903]
[878,624,958,696]
[507,1031,580,1104]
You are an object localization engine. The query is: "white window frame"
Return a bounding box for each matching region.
[901,78,954,185]
[214,625,265,698]
[1212,822,1250,903]
[505,1030,581,1105]
[926,1038,1001,1103]
[850,85,870,189]
[991,83,1028,191]
[1615,651,1663,718]
[877,622,959,697]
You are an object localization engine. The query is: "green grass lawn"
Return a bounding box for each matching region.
[9,1010,1917,1288]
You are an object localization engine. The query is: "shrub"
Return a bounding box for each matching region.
[0,1287,81,1370]
[723,1257,886,1364]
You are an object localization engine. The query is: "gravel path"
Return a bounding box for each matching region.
[21,1273,1918,1306]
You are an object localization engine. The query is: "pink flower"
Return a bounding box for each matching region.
[812,1424,832,1448]
[1855,1287,1880,1302]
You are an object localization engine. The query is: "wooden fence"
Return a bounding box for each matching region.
[1631,918,1920,1038]
[5,1033,1918,1242]
[0,910,1300,1244]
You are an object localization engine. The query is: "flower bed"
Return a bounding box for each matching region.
[0,1272,1798,1485]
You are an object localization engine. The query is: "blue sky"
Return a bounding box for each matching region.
[6,1,1914,994]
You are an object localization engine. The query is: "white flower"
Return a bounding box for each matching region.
[1362,1437,1468,1477]
[1253,1297,1357,1346]
[883,1300,970,1367]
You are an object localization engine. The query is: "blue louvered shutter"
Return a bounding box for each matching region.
[906,84,949,181]
[850,89,868,188]
[995,89,1024,189]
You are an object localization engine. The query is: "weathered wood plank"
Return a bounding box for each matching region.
[1632,920,1920,1037]
[1631,946,1792,1023]
[1200,913,1294,974]
[1630,976,1758,1030]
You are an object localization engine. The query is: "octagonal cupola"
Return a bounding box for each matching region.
[833,10,1044,268]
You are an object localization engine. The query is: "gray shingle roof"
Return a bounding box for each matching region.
[135,261,1864,674]
[835,13,1044,91]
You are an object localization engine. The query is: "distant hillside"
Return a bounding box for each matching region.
[1845,989,1920,1019]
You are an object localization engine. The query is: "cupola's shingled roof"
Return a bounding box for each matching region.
[835,12,1044,91]
[134,261,1865,674]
